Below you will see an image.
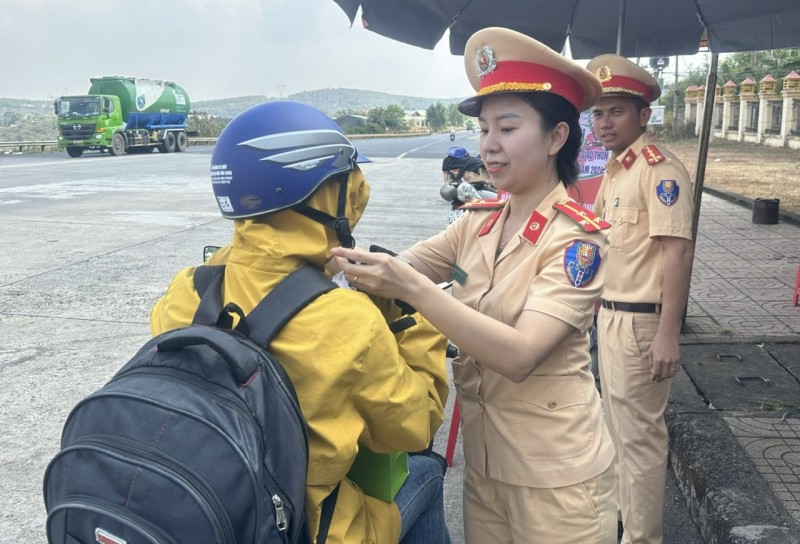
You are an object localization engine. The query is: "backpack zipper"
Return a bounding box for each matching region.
[47,494,177,544]
[56,437,236,544]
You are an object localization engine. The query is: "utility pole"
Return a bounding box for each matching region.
[277,85,285,99]
[674,55,680,138]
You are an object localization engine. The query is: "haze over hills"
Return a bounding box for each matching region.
[0,88,465,142]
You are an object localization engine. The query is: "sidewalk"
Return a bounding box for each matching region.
[668,188,800,543]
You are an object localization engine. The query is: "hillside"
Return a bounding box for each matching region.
[0,89,465,142]
[192,88,464,117]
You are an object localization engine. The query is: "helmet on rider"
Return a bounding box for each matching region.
[441,146,471,182]
[210,101,366,248]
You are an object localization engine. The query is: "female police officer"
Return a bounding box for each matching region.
[333,28,617,544]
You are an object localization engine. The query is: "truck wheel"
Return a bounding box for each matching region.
[176,131,188,152]
[163,132,177,153]
[110,133,126,156]
[66,147,83,158]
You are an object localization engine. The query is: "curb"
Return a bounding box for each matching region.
[667,409,800,543]
[703,185,800,228]
[668,343,800,544]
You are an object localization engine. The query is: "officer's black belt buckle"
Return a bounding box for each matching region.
[600,299,662,314]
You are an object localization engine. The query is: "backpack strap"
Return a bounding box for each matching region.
[245,265,335,348]
[192,265,226,326]
[316,482,340,544]
[192,264,336,348]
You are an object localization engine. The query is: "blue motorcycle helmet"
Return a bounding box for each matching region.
[210,101,368,247]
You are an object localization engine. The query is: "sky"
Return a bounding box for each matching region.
[0,0,711,103]
[0,0,473,102]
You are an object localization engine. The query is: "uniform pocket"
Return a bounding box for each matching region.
[630,313,659,357]
[509,375,593,461]
[609,206,639,252]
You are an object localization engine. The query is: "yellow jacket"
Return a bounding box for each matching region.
[150,170,448,543]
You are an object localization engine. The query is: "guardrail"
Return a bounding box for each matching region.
[0,137,219,154]
[0,132,433,154]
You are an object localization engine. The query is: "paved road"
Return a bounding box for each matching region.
[0,139,705,543]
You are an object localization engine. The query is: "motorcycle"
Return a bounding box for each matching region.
[440,148,498,224]
[449,130,456,141]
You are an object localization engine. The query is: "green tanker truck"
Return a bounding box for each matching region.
[54,77,191,157]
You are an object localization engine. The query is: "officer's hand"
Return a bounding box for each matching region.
[649,331,681,382]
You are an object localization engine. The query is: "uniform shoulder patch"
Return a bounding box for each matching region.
[656,179,680,206]
[458,198,506,210]
[563,240,601,288]
[642,144,665,165]
[553,199,610,232]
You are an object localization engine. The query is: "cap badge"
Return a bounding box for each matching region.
[476,45,497,78]
[595,65,613,83]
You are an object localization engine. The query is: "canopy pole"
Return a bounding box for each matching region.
[616,0,627,54]
[691,51,719,242]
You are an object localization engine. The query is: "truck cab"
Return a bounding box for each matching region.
[55,95,125,157]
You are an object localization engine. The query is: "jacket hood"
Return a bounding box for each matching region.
[229,166,370,272]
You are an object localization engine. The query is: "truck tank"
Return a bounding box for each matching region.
[88,77,190,128]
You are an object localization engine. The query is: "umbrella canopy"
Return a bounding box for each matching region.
[334,0,800,58]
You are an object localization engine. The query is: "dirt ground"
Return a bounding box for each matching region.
[654,137,800,215]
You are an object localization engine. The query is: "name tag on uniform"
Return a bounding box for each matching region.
[452,264,468,286]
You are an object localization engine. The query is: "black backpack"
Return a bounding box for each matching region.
[43,264,339,544]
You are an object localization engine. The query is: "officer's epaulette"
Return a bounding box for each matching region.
[458,198,507,210]
[553,199,610,232]
[642,144,665,166]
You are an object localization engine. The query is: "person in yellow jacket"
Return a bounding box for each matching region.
[150,101,451,544]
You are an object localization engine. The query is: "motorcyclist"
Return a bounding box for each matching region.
[449,128,456,141]
[440,147,497,224]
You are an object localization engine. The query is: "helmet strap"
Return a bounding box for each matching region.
[291,175,355,249]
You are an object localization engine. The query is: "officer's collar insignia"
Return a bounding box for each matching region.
[563,241,601,288]
[595,66,612,83]
[521,211,548,245]
[476,45,497,78]
[478,209,503,237]
[656,180,679,206]
[621,149,637,169]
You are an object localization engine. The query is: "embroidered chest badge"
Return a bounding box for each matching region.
[656,179,679,206]
[563,241,601,288]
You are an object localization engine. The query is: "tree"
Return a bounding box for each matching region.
[426,102,447,132]
[446,103,466,128]
[718,48,800,85]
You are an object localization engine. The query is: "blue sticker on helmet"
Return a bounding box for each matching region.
[656,180,679,206]
[564,240,601,288]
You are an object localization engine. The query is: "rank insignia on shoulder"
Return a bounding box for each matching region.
[642,144,665,165]
[656,179,679,206]
[553,200,611,232]
[563,240,601,288]
[458,198,506,210]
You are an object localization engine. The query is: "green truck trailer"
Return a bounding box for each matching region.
[54,77,191,157]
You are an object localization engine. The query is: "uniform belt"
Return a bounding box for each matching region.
[600,299,661,313]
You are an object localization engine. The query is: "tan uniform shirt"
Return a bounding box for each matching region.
[408,183,615,488]
[593,133,694,303]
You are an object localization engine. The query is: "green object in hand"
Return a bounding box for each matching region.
[346,447,409,502]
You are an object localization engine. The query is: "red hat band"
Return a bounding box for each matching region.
[477,61,584,111]
[600,74,653,103]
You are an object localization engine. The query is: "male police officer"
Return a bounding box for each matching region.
[586,54,695,544]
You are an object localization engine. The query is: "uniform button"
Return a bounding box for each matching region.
[547,401,557,410]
